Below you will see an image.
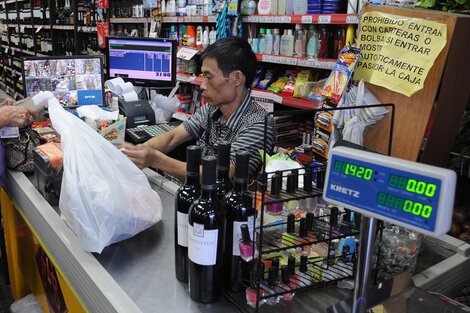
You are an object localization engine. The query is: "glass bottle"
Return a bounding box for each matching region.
[215,141,233,202]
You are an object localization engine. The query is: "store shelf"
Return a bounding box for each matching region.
[256,53,336,70]
[77,26,97,33]
[22,49,35,55]
[110,17,152,23]
[34,24,51,29]
[162,15,216,23]
[19,24,33,28]
[242,13,359,24]
[251,88,321,110]
[52,24,74,30]
[176,72,203,85]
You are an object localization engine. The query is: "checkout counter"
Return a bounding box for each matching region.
[2,168,470,313]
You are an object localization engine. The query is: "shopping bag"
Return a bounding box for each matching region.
[48,100,162,253]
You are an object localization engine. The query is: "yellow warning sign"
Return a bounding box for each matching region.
[354,11,447,97]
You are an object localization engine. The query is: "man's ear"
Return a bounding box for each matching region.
[231,70,246,87]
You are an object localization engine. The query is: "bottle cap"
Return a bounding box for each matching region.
[288,255,296,275]
[186,145,201,176]
[257,172,267,192]
[291,169,299,190]
[298,218,307,237]
[268,266,278,286]
[286,214,295,233]
[304,169,312,192]
[306,212,314,231]
[281,265,290,284]
[286,173,296,193]
[216,141,231,170]
[259,28,266,34]
[316,169,325,189]
[240,223,251,244]
[234,150,250,183]
[202,155,217,187]
[344,208,351,223]
[330,207,339,226]
[271,257,280,269]
[266,28,272,35]
[300,255,308,272]
[271,172,282,196]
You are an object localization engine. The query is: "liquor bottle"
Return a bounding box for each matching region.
[188,155,224,303]
[223,150,255,291]
[215,141,233,202]
[174,145,201,282]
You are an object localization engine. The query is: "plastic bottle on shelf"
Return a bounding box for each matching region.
[202,26,210,49]
[294,24,306,57]
[258,28,266,54]
[185,25,196,47]
[209,26,216,45]
[280,29,294,57]
[178,0,186,8]
[306,25,318,58]
[277,0,286,14]
[168,0,176,16]
[264,29,273,55]
[240,0,250,14]
[247,0,257,14]
[196,25,203,49]
[272,28,280,55]
[317,25,328,59]
[270,0,278,15]
[257,0,271,15]
[286,0,294,14]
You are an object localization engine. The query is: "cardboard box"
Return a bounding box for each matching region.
[99,116,126,144]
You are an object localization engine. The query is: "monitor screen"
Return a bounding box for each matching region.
[106,37,177,87]
[22,56,105,107]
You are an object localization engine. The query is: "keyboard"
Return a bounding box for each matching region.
[126,122,180,144]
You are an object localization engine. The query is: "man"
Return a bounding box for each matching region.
[121,37,275,181]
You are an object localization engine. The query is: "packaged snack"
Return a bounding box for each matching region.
[281,71,299,96]
[257,70,276,90]
[293,70,313,98]
[267,75,289,93]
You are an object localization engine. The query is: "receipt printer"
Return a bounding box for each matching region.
[118,99,156,128]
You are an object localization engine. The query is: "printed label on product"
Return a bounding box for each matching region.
[177,212,188,247]
[188,224,218,265]
[232,216,255,256]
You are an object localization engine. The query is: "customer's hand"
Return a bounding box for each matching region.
[1,98,15,106]
[0,106,36,127]
[117,142,155,169]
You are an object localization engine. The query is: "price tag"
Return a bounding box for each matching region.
[258,16,267,22]
[275,15,291,23]
[192,16,203,23]
[265,16,274,23]
[208,15,216,23]
[184,16,191,22]
[318,15,331,24]
[301,15,312,24]
[20,26,25,32]
[162,17,169,22]
[346,15,359,24]
[177,47,199,60]
[177,16,184,23]
[252,96,274,112]
[251,15,259,22]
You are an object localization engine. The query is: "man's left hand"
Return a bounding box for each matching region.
[117,142,155,169]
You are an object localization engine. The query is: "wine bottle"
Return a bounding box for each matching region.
[223,150,255,291]
[174,145,201,282]
[215,141,233,202]
[188,155,224,303]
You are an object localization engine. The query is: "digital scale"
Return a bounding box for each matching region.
[324,146,457,236]
[324,146,458,313]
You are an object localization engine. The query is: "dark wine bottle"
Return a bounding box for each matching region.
[215,141,233,202]
[222,150,255,291]
[174,145,201,282]
[188,156,224,303]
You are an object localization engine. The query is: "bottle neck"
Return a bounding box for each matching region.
[185,173,199,186]
[233,179,248,192]
[217,168,230,182]
[200,185,217,199]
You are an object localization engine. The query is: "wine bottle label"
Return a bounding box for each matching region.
[177,211,188,247]
[188,223,218,266]
[232,215,255,256]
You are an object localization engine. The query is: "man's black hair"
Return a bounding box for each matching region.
[200,36,257,89]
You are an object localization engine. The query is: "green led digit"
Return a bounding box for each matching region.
[425,184,436,197]
[406,179,416,192]
[397,176,407,189]
[403,200,413,212]
[385,194,395,207]
[389,175,398,187]
[349,164,357,176]
[421,205,433,219]
[334,161,342,172]
[415,181,426,194]
[357,166,364,179]
[342,162,349,174]
[412,202,423,216]
[364,168,373,180]
[394,197,404,210]
[377,192,387,205]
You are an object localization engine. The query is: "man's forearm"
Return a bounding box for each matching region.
[149,149,187,182]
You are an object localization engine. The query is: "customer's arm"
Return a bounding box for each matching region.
[0,106,34,128]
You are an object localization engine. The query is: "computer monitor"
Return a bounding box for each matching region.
[22,56,105,107]
[106,37,177,88]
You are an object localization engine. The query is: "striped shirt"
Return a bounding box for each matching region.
[183,93,275,176]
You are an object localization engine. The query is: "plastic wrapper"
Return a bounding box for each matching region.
[281,71,299,96]
[267,76,289,93]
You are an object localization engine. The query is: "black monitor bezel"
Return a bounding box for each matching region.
[22,55,106,108]
[105,36,177,88]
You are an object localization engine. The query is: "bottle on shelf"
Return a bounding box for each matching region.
[317,25,329,59]
[188,155,225,303]
[280,29,294,57]
[223,150,255,291]
[272,28,280,55]
[306,25,318,59]
[264,28,273,55]
[257,28,266,54]
[294,24,306,57]
[215,141,233,202]
[175,145,201,283]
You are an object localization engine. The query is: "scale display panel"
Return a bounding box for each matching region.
[323,146,456,236]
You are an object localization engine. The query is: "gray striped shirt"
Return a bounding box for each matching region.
[183,93,275,176]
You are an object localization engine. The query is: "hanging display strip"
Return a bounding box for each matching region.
[324,146,456,236]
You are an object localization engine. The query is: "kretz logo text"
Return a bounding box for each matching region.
[330,184,360,198]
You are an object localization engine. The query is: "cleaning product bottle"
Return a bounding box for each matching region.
[202,26,210,49]
[277,0,286,14]
[292,0,307,14]
[168,0,177,16]
[270,0,278,15]
[247,0,257,14]
[306,24,318,58]
[196,25,203,49]
[264,28,273,55]
[272,28,280,55]
[186,25,196,47]
[257,0,271,15]
[240,0,250,14]
[257,28,266,54]
[286,0,293,14]
[209,26,216,45]
[294,24,305,57]
[280,29,294,56]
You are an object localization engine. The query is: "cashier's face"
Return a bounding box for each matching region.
[200,58,237,107]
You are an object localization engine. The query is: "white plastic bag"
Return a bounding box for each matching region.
[48,100,162,253]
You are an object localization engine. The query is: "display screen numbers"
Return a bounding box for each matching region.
[388,174,437,197]
[377,192,433,219]
[333,160,373,181]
